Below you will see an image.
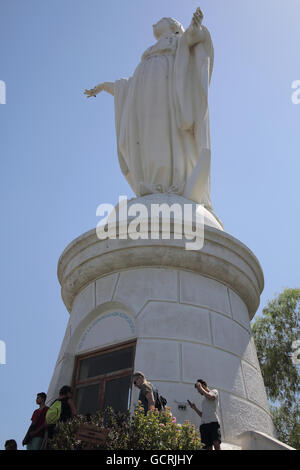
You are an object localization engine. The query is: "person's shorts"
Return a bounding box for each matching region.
[200,422,221,449]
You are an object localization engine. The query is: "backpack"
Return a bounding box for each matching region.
[46,400,62,425]
[153,389,167,411]
[139,385,167,413]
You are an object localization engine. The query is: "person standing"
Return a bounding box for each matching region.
[133,371,155,414]
[42,385,77,447]
[188,379,222,450]
[56,385,77,423]
[23,392,49,450]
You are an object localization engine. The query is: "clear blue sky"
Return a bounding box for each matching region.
[0,0,299,449]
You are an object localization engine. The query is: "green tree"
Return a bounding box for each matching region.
[270,403,299,450]
[252,288,300,449]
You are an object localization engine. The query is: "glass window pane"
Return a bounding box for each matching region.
[76,383,100,416]
[103,375,132,413]
[79,347,134,380]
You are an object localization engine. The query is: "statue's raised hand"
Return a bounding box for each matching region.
[84,82,114,98]
[186,7,206,46]
[84,88,97,98]
[191,7,204,28]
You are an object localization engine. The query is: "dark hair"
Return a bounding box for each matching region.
[5,439,17,450]
[195,379,207,388]
[59,385,72,396]
[37,392,47,402]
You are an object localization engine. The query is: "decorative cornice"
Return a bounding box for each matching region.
[57,225,264,319]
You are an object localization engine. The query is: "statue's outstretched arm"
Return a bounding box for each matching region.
[185,7,207,47]
[84,81,115,98]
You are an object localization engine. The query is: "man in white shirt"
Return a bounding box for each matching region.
[188,379,222,450]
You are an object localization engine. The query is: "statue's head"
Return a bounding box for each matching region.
[152,17,185,40]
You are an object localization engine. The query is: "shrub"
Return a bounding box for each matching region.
[48,404,201,450]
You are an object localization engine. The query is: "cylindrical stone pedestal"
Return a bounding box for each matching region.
[47,195,275,443]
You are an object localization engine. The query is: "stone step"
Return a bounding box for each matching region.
[221,442,242,450]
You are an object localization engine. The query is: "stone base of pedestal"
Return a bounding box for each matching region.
[232,431,295,450]
[47,195,276,442]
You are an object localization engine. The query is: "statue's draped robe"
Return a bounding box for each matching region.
[114,27,214,209]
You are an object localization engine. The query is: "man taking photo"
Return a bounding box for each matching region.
[188,379,222,450]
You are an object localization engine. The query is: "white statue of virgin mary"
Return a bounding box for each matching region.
[85,8,214,210]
